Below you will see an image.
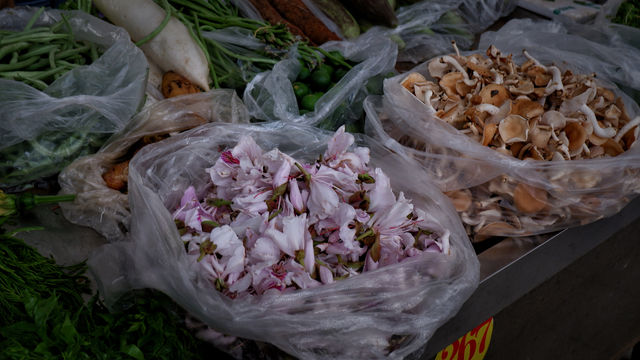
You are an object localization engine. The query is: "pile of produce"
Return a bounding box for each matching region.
[374,42,640,241]
[174,126,450,297]
[248,0,401,43]
[400,44,638,160]
[0,8,103,89]
[64,0,352,92]
[91,121,477,359]
[293,50,355,114]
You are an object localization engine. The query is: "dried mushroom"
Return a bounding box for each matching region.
[401,44,639,161]
[394,44,640,242]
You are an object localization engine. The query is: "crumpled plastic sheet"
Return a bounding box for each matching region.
[386,0,518,64]
[88,121,480,360]
[58,90,250,242]
[243,32,398,129]
[0,8,147,188]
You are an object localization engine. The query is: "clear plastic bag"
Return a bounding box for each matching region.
[478,18,640,96]
[371,22,640,240]
[57,90,250,242]
[377,0,516,64]
[88,121,479,359]
[243,32,398,130]
[0,8,147,188]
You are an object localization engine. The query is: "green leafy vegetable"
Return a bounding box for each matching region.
[0,224,225,360]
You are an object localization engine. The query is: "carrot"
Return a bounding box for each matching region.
[248,0,311,43]
[268,0,341,45]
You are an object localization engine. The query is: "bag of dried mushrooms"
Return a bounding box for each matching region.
[367,18,640,242]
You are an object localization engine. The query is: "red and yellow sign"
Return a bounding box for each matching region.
[435,317,494,360]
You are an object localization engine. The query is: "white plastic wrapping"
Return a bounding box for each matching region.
[479,18,640,97]
[58,90,250,242]
[372,21,640,240]
[0,8,147,188]
[243,33,398,129]
[88,121,479,359]
[375,0,517,64]
[596,0,640,49]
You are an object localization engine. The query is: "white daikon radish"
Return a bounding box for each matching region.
[93,0,210,90]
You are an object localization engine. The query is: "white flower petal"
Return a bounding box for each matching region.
[249,237,281,265]
[324,125,353,160]
[308,179,340,221]
[368,168,396,213]
[319,266,334,284]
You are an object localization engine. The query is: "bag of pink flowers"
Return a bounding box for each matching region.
[88,121,479,359]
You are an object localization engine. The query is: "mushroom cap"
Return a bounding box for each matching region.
[445,189,473,212]
[603,138,624,156]
[530,121,552,149]
[413,81,440,104]
[590,145,605,158]
[527,67,552,87]
[564,121,588,153]
[455,80,475,97]
[474,221,518,242]
[508,78,535,96]
[524,145,545,160]
[439,72,464,99]
[513,183,547,213]
[511,98,544,119]
[597,87,616,102]
[464,107,489,127]
[541,110,567,130]
[482,123,498,146]
[499,114,529,144]
[604,104,622,127]
[436,103,465,128]
[479,84,510,107]
[401,72,427,91]
[428,58,452,79]
[467,54,493,77]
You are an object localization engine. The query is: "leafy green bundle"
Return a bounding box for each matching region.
[0,224,223,360]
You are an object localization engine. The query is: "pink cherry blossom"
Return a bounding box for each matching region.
[175,127,449,298]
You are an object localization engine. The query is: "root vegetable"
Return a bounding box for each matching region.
[93,0,210,90]
[161,71,202,98]
[269,0,340,45]
[248,0,309,42]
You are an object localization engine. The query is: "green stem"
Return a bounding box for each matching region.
[204,37,277,65]
[355,228,374,242]
[136,0,172,46]
[316,48,353,69]
[294,162,311,184]
[24,7,45,31]
[33,194,76,206]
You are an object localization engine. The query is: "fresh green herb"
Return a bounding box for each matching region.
[0,224,88,325]
[0,225,223,360]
